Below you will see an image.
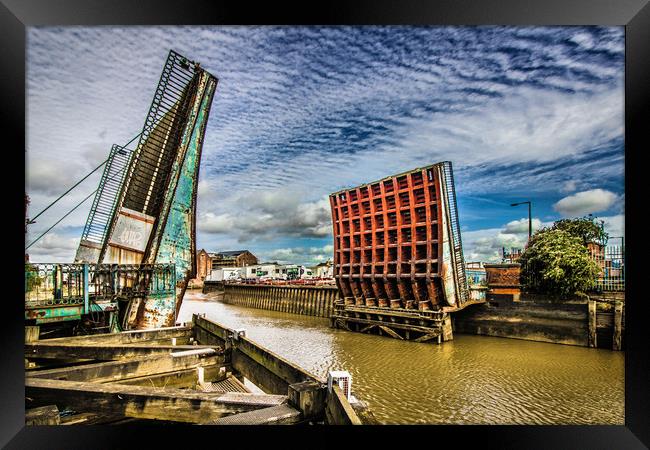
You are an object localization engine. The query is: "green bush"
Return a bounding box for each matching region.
[519,228,601,297]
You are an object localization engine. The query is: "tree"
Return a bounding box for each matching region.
[550,216,608,245]
[519,224,602,297]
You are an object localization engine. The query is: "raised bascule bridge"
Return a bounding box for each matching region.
[25,50,218,334]
[329,161,485,343]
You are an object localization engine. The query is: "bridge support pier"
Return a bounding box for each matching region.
[331,303,453,343]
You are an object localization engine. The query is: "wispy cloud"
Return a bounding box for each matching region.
[26,26,624,263]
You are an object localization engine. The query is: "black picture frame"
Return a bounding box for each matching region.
[3,0,648,447]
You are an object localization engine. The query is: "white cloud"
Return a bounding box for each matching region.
[26,232,80,262]
[198,193,332,242]
[601,214,624,240]
[461,213,624,263]
[503,218,543,234]
[462,228,526,263]
[462,217,552,262]
[553,189,619,217]
[258,244,334,265]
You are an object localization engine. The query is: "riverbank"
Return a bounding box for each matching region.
[201,283,624,350]
[453,295,624,350]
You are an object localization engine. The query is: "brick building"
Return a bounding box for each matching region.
[210,250,258,269]
[191,249,259,286]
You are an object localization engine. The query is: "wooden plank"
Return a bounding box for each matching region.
[25,326,40,343]
[359,324,377,333]
[26,378,289,424]
[116,364,227,388]
[25,343,218,361]
[210,404,302,425]
[333,315,440,334]
[335,318,352,331]
[25,405,60,425]
[59,412,103,425]
[36,326,192,346]
[378,325,403,339]
[288,381,327,420]
[236,336,323,386]
[413,332,439,343]
[193,314,230,342]
[27,348,222,383]
[325,385,362,425]
[200,375,250,393]
[342,305,444,321]
[231,348,296,395]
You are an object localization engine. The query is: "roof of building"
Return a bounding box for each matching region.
[313,260,332,267]
[215,250,251,257]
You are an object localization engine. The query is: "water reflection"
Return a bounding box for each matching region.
[179,291,624,425]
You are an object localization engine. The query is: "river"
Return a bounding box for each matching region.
[178,291,624,425]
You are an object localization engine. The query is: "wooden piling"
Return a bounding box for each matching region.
[25,326,40,343]
[613,301,623,351]
[588,299,597,348]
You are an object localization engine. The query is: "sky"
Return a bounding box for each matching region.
[25,26,625,265]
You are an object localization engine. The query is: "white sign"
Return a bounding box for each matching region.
[108,208,154,252]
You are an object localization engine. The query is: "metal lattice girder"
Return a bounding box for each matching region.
[439,161,469,303]
[76,145,133,261]
[98,50,205,266]
[329,161,469,312]
[121,50,200,218]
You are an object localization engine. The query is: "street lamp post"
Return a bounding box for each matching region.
[511,201,532,241]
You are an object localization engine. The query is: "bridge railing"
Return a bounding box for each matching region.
[25,263,176,309]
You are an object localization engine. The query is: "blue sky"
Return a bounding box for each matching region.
[25,26,625,264]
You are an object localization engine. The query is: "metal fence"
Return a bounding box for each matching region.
[589,244,625,292]
[25,263,176,308]
[502,247,523,263]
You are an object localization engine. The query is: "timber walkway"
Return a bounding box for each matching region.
[25,314,363,425]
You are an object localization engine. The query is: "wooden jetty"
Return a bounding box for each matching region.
[25,314,363,425]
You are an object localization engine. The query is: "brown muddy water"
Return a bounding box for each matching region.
[178,291,624,425]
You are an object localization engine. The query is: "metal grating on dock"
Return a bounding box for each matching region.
[210,404,302,425]
[199,376,250,393]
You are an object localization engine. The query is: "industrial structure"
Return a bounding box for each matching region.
[329,161,478,342]
[26,50,218,333]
